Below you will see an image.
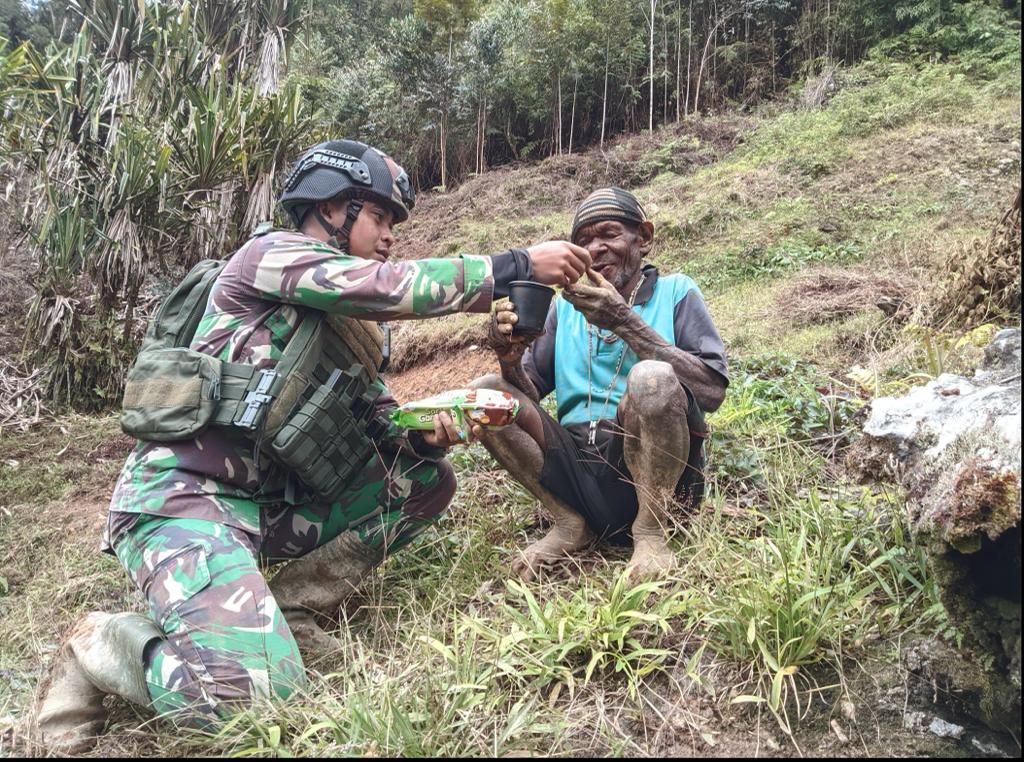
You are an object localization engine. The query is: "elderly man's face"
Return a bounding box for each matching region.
[573,219,653,293]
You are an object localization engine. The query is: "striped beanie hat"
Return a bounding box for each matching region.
[570,187,647,243]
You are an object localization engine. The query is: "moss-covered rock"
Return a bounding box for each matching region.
[856,328,1021,734]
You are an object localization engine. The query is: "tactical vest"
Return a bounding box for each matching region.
[120,254,392,505]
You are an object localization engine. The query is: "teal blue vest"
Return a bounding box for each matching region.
[553,273,700,426]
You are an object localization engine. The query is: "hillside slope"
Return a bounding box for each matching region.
[0,56,1020,757]
[385,59,1019,400]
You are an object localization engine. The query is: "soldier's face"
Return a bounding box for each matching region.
[324,199,396,262]
[348,201,396,262]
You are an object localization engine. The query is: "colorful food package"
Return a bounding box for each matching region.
[390,388,520,431]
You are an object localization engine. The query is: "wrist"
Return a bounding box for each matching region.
[408,430,449,459]
[609,303,637,332]
[489,249,531,298]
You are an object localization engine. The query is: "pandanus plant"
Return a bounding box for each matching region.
[5,0,315,408]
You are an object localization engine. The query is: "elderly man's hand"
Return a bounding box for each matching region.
[487,300,542,364]
[563,268,632,330]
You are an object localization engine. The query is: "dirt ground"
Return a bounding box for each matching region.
[384,347,497,402]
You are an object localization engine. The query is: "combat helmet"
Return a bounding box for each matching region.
[279,139,415,249]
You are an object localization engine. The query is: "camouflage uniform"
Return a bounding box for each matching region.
[104,230,490,720]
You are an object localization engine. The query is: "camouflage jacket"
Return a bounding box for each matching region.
[105,230,497,546]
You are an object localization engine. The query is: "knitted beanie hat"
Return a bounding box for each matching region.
[570,186,647,243]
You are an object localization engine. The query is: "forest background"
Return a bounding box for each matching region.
[0,0,1019,407]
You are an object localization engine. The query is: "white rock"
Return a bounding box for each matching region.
[928,717,965,739]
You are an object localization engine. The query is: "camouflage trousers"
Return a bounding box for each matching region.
[111,451,456,723]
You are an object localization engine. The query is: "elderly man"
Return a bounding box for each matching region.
[474,187,728,581]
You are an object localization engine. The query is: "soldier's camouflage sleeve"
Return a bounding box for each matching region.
[238,233,495,319]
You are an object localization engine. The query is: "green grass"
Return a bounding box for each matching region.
[0,414,125,506]
[0,359,941,755]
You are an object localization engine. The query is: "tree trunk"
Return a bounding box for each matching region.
[684,0,692,117]
[647,0,657,131]
[662,9,669,124]
[568,74,578,155]
[480,98,487,173]
[826,0,833,63]
[744,3,750,99]
[440,114,447,189]
[711,0,718,110]
[475,100,482,175]
[771,19,776,93]
[694,11,732,115]
[601,36,609,148]
[675,0,682,121]
[558,73,563,154]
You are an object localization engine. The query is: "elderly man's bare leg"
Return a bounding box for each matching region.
[619,360,690,580]
[469,375,595,581]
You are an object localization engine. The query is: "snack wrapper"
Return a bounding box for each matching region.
[390,388,520,432]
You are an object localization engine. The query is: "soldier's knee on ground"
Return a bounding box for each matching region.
[420,458,457,519]
[625,360,688,419]
[148,637,307,723]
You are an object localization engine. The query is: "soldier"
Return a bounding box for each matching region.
[31,139,592,753]
[472,187,728,582]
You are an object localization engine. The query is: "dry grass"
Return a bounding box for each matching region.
[772,266,911,327]
[0,359,49,435]
[928,189,1022,328]
[388,312,491,373]
[396,115,750,261]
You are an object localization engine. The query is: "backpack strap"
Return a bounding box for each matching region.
[144,260,226,350]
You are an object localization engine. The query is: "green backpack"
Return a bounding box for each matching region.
[120,259,230,440]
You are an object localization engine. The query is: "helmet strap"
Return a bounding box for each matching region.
[313,198,364,253]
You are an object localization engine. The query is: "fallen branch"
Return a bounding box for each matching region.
[0,358,50,435]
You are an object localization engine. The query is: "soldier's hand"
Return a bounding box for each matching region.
[526,241,592,287]
[421,411,476,448]
[488,300,541,364]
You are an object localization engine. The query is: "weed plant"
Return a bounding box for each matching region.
[706,353,862,492]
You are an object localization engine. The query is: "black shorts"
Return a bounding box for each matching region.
[537,387,707,545]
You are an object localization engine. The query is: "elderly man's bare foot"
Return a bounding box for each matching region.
[625,534,676,582]
[512,520,595,582]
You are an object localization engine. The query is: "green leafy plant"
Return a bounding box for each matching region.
[687,485,931,736]
[456,576,693,699]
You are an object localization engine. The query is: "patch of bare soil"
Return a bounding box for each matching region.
[388,313,491,373]
[384,348,497,403]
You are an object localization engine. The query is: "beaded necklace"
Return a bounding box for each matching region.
[585,272,645,445]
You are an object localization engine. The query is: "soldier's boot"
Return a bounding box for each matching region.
[269,530,385,656]
[32,611,160,754]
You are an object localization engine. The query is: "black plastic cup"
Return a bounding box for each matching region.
[508,280,556,335]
